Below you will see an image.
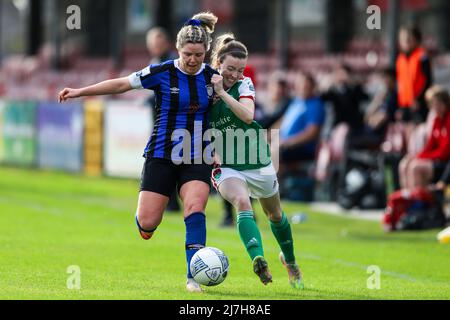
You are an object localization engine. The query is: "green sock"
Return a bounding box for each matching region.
[270,212,296,264]
[237,211,264,261]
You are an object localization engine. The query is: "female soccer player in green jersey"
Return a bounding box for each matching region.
[209,34,304,289]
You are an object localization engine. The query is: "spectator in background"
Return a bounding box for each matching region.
[436,172,450,241]
[320,64,370,192]
[272,72,325,180]
[145,27,178,108]
[399,86,450,189]
[432,161,450,194]
[364,67,398,144]
[145,27,178,109]
[258,71,293,129]
[321,64,369,136]
[321,63,369,136]
[395,25,432,125]
[146,27,180,212]
[146,27,178,65]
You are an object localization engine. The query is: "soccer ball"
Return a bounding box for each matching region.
[437,226,450,244]
[190,247,229,286]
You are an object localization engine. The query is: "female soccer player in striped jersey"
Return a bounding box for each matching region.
[58,12,219,293]
[208,34,304,289]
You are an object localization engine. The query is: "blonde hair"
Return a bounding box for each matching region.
[426,85,450,107]
[176,12,218,51]
[210,33,248,69]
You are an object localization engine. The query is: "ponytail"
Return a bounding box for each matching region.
[176,12,218,51]
[210,33,248,69]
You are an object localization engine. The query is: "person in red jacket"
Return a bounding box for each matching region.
[399,85,450,189]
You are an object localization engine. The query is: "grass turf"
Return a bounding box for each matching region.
[0,166,449,300]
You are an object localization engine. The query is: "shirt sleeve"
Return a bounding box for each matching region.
[305,98,326,127]
[417,138,450,161]
[320,90,334,102]
[128,65,161,90]
[417,119,450,161]
[238,77,256,101]
[417,55,433,100]
[356,84,370,102]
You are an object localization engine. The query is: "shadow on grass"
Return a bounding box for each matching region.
[347,231,438,244]
[204,286,377,300]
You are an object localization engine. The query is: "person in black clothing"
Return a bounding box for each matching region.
[321,63,369,135]
[432,161,450,192]
[366,68,401,192]
[431,161,450,239]
[364,67,398,145]
[320,64,370,194]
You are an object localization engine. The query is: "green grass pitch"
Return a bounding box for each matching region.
[0,166,449,300]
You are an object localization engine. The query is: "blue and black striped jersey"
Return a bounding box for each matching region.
[129,59,218,162]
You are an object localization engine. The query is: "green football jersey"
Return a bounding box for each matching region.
[208,77,271,171]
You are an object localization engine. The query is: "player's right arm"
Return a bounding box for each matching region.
[58,77,132,102]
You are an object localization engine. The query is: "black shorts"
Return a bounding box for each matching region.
[280,147,315,163]
[140,157,212,197]
[397,107,427,124]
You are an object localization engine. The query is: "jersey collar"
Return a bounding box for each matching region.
[174,59,205,75]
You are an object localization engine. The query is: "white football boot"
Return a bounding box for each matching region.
[186,278,203,293]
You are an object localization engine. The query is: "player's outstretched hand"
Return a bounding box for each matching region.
[58,88,81,103]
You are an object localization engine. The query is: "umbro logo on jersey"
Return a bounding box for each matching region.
[170,87,180,94]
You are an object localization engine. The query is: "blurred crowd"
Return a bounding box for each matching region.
[249,25,450,232]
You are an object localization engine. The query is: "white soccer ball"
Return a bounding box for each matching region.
[190,247,229,286]
[437,226,450,244]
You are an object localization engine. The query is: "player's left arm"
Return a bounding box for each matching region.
[58,77,132,102]
[211,75,255,124]
[281,99,325,149]
[280,125,321,149]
